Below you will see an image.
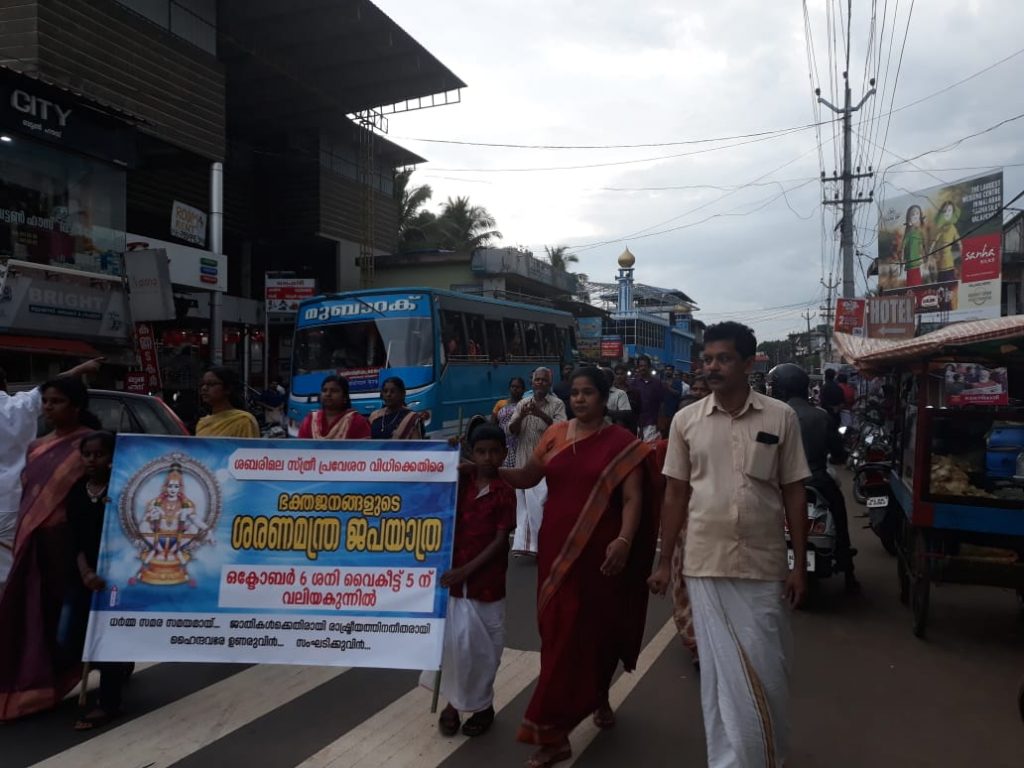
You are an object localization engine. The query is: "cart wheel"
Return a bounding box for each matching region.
[910,526,929,638]
[911,575,930,638]
[897,554,909,605]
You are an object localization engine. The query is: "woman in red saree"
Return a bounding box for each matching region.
[501,367,658,768]
[0,378,100,721]
[297,375,371,439]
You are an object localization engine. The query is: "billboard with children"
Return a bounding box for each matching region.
[877,170,1003,322]
[83,435,458,670]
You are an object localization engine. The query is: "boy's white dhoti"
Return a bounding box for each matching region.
[422,596,505,713]
[687,577,791,768]
[511,478,546,554]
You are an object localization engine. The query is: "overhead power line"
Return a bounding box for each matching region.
[392,122,831,150]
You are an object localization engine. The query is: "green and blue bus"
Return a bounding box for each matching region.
[287,288,576,436]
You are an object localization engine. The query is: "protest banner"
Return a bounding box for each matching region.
[83,436,458,670]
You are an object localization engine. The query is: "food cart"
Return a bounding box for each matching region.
[835,317,1024,638]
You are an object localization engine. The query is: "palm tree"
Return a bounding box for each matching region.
[544,245,579,271]
[436,196,502,252]
[394,168,434,249]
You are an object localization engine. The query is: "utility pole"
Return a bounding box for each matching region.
[801,308,815,369]
[818,72,875,298]
[819,273,840,364]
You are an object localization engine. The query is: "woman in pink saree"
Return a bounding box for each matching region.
[0,378,99,721]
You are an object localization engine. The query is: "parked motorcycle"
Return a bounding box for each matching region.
[785,481,856,589]
[854,461,901,556]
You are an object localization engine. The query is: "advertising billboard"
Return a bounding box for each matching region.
[834,298,866,335]
[877,170,1003,322]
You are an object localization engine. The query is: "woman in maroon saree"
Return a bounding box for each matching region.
[501,367,658,767]
[0,378,98,721]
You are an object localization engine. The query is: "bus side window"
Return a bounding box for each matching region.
[556,327,570,360]
[485,319,505,361]
[504,319,524,357]
[442,311,467,358]
[540,324,558,358]
[523,322,540,357]
[465,314,486,357]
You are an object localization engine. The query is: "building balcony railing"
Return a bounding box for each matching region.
[471,248,579,295]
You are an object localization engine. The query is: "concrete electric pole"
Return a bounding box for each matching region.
[818,73,875,299]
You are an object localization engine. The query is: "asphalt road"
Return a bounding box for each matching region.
[3,472,1023,767]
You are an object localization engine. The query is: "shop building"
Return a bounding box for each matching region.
[1,0,464,394]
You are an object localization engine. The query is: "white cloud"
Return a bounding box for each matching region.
[376,0,1024,340]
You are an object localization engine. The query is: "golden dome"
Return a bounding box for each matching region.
[618,247,636,268]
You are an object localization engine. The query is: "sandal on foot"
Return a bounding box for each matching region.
[526,746,572,768]
[438,704,461,737]
[461,706,494,737]
[592,705,616,729]
[73,708,119,731]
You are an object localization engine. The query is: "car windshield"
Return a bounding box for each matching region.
[293,318,434,375]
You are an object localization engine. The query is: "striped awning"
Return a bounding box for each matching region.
[834,316,1024,367]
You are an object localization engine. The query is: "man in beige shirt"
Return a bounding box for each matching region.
[650,321,809,768]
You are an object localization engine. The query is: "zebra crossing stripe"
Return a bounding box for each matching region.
[34,664,349,768]
[295,648,541,768]
[562,618,677,766]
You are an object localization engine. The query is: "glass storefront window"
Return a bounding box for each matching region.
[0,137,126,276]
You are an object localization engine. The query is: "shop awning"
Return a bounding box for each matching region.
[834,316,1024,367]
[0,335,102,358]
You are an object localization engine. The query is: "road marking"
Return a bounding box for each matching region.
[563,618,677,766]
[296,648,541,768]
[34,664,349,768]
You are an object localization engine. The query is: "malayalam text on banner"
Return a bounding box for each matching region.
[83,436,458,670]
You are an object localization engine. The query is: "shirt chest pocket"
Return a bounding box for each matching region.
[744,439,779,482]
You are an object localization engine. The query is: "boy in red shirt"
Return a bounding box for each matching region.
[437,424,516,738]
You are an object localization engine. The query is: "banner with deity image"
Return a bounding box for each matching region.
[84,435,458,670]
[877,170,1003,322]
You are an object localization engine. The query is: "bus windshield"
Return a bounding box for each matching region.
[293,317,434,388]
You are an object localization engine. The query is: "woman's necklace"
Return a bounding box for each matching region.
[381,408,403,434]
[86,480,108,503]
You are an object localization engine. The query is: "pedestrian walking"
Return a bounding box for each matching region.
[369,376,427,439]
[628,354,664,442]
[502,367,657,768]
[195,367,260,437]
[490,376,526,467]
[432,425,516,739]
[507,367,566,557]
[58,431,133,730]
[297,375,370,439]
[650,321,810,768]
[0,379,101,721]
[0,359,101,588]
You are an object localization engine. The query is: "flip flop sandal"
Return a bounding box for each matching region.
[73,708,120,731]
[461,706,494,737]
[438,704,461,737]
[525,747,572,768]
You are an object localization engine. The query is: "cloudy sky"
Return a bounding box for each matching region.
[375,0,1024,341]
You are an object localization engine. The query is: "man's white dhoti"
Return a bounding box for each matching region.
[687,576,791,768]
[421,596,505,713]
[512,478,546,554]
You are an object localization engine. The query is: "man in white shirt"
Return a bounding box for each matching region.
[0,359,101,586]
[508,367,566,556]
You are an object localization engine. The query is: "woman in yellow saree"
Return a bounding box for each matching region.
[195,367,259,438]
